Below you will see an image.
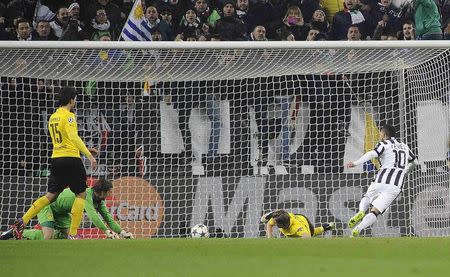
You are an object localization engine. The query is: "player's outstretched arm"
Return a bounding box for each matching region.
[266,223,274,238]
[346,150,378,168]
[98,201,134,239]
[84,197,112,237]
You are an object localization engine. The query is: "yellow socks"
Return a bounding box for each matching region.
[313,226,325,236]
[69,197,85,236]
[22,196,51,224]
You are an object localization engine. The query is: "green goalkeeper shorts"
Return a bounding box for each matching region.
[37,206,71,230]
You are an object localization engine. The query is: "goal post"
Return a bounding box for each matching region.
[0,41,449,238]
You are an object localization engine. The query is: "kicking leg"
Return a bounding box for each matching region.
[348,195,372,228]
[352,208,381,237]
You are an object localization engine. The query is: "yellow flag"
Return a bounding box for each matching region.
[364,112,381,170]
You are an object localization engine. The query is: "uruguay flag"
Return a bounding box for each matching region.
[120,0,152,41]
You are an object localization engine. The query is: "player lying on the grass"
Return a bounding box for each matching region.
[1,178,133,240]
[346,124,419,237]
[261,210,335,238]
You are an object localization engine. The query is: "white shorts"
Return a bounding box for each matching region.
[364,182,401,213]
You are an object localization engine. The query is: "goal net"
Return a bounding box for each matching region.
[0,41,449,238]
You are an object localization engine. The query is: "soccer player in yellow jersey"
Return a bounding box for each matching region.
[12,87,97,239]
[261,210,335,238]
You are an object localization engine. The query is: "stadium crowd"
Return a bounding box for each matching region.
[0,0,448,41]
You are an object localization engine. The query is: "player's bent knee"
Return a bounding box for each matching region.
[370,208,381,216]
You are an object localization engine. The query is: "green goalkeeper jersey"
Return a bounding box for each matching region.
[50,187,122,234]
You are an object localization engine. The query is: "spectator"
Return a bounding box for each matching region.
[50,7,72,39]
[310,9,329,33]
[306,26,321,41]
[385,33,397,39]
[371,0,404,38]
[236,0,254,33]
[176,8,201,40]
[144,5,173,41]
[329,0,374,40]
[295,0,322,23]
[321,0,345,22]
[412,0,442,39]
[193,0,221,27]
[347,24,362,40]
[278,5,309,41]
[266,0,289,39]
[442,0,449,33]
[33,20,57,40]
[399,20,415,40]
[151,0,190,24]
[68,2,85,29]
[151,27,163,41]
[445,19,450,40]
[372,14,389,40]
[0,4,11,40]
[159,5,175,28]
[89,8,113,41]
[215,1,247,40]
[249,25,267,40]
[16,18,33,40]
[86,0,123,40]
[33,1,55,26]
[194,21,213,40]
[68,2,80,20]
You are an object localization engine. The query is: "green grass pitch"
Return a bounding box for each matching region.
[1,238,450,277]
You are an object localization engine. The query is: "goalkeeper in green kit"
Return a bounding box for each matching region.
[1,178,133,240]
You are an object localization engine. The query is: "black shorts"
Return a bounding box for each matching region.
[48,157,87,194]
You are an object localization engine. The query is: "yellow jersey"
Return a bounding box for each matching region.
[269,213,312,237]
[48,107,91,158]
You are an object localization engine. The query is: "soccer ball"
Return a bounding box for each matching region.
[191,224,209,238]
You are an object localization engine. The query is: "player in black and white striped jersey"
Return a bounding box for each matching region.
[345,125,419,237]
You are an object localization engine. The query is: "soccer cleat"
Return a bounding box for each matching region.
[323,222,336,232]
[351,228,360,237]
[0,229,15,240]
[348,211,365,228]
[11,218,25,240]
[67,235,80,240]
[260,211,276,223]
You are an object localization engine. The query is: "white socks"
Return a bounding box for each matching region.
[354,212,377,231]
[359,196,370,213]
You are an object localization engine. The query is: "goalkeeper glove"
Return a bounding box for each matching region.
[120,230,134,239]
[105,230,119,239]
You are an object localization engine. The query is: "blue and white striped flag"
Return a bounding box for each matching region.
[120,0,152,41]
